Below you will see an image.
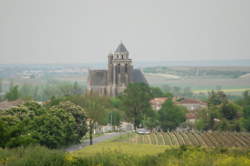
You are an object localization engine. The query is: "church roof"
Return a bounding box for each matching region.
[132,69,148,84]
[115,43,129,53]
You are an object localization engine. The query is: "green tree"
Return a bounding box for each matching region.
[158,100,186,131]
[120,83,153,130]
[5,85,20,101]
[208,90,228,106]
[151,87,165,98]
[0,101,88,148]
[143,110,159,131]
[69,94,109,145]
[54,101,87,139]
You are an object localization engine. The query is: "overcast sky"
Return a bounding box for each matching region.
[0,0,250,64]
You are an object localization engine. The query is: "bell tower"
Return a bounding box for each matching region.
[107,42,133,96]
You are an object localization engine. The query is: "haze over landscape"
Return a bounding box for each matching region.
[1,0,250,64]
[1,1,250,166]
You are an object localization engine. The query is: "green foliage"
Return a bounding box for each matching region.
[0,101,87,148]
[4,85,19,101]
[0,145,65,166]
[208,90,228,106]
[197,91,245,131]
[120,83,153,129]
[239,90,250,131]
[158,100,186,131]
[1,144,250,166]
[68,94,111,145]
[143,110,159,130]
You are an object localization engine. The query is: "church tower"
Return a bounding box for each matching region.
[107,43,133,96]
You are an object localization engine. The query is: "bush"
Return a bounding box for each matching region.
[0,145,65,166]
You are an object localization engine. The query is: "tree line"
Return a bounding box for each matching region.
[1,81,249,149]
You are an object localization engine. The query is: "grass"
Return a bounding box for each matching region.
[71,142,169,157]
[1,143,250,166]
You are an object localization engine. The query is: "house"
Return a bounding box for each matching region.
[176,98,207,123]
[150,97,207,123]
[150,97,168,111]
[175,98,207,112]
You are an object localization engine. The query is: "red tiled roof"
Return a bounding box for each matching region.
[150,97,168,105]
[177,98,207,105]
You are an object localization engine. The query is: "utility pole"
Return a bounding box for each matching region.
[111,112,113,131]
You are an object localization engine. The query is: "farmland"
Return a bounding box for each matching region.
[125,132,250,148]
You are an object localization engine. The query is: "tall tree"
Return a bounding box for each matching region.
[158,100,186,131]
[120,83,153,130]
[69,94,109,145]
[208,90,228,106]
[5,85,20,101]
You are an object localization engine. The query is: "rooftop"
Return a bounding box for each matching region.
[115,42,129,53]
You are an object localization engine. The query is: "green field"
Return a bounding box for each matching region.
[193,88,250,94]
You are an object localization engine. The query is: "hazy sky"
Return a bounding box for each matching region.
[0,0,250,64]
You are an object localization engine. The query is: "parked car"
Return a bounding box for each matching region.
[136,128,151,135]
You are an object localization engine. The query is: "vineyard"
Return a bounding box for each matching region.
[127,132,250,147]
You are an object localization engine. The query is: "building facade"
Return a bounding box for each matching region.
[87,43,147,96]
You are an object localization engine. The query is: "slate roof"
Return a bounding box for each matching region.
[132,69,148,84]
[88,70,107,86]
[88,69,147,86]
[115,43,129,53]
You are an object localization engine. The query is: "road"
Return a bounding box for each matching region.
[65,132,127,152]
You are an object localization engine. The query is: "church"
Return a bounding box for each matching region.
[87,43,147,96]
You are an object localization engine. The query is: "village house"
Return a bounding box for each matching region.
[150,97,208,123]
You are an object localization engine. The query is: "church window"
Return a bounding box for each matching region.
[125,64,128,72]
[117,64,120,73]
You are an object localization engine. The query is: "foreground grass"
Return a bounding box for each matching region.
[72,142,169,157]
[1,144,250,166]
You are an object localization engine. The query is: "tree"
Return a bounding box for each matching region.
[143,110,159,131]
[151,87,165,98]
[208,90,228,106]
[195,107,220,131]
[120,83,153,130]
[158,100,186,131]
[69,94,110,145]
[220,102,242,121]
[5,85,20,101]
[108,110,122,131]
[54,101,87,139]
[238,91,250,131]
[0,101,88,148]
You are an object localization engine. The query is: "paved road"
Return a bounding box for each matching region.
[65,132,127,152]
